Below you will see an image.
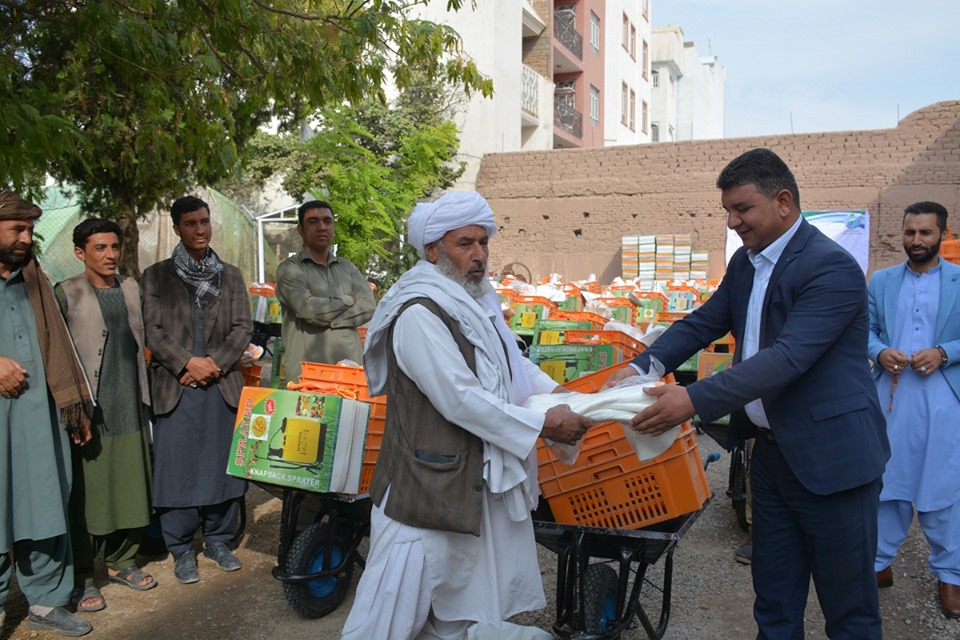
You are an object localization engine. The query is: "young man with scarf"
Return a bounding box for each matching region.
[0,192,94,637]
[142,196,252,585]
[342,191,593,640]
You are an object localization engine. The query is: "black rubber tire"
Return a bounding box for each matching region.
[583,563,620,637]
[282,522,353,619]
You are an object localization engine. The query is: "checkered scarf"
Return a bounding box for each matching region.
[172,242,222,308]
[21,256,93,429]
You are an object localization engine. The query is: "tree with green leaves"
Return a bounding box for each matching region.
[1,0,491,276]
[220,71,465,291]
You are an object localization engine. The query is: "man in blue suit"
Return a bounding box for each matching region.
[868,201,960,618]
[607,148,889,639]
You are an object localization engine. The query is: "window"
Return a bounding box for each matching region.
[651,122,660,142]
[642,40,649,79]
[590,12,600,52]
[642,0,649,21]
[641,100,648,133]
[652,70,659,88]
[621,83,629,125]
[590,86,600,126]
[629,90,636,131]
[668,124,675,140]
[622,13,629,51]
[630,25,637,59]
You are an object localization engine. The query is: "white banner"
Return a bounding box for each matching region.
[725,210,870,274]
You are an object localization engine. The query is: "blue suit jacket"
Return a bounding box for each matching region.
[632,219,890,495]
[867,258,960,402]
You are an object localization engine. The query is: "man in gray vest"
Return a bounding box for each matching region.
[342,191,593,640]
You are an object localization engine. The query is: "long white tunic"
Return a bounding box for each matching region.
[342,279,557,639]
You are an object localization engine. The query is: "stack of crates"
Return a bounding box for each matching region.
[296,363,385,494]
[536,363,711,530]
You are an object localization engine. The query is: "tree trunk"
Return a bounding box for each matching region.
[118,204,141,280]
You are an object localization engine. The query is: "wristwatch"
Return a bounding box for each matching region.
[936,345,948,365]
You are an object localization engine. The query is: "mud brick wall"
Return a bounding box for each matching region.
[477,101,960,283]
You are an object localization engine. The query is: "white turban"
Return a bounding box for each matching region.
[406,191,497,257]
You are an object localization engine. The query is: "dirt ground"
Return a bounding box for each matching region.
[3,434,957,640]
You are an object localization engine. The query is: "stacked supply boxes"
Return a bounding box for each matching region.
[621,236,639,280]
[691,250,709,281]
[637,235,657,286]
[655,234,674,281]
[673,233,692,281]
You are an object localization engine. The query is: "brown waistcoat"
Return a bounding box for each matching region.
[369,298,485,536]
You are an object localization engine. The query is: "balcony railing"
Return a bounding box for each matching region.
[554,98,582,139]
[553,13,582,60]
[521,65,539,118]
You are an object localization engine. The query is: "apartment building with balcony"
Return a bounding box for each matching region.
[406,1,554,189]
[650,26,725,142]
[551,0,606,148]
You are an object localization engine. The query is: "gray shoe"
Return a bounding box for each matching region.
[174,552,200,584]
[27,606,92,637]
[734,541,752,565]
[203,541,241,571]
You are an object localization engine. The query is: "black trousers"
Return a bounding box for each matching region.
[157,497,242,558]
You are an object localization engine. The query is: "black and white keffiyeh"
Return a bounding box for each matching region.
[172,242,223,308]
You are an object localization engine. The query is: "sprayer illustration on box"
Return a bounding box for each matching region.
[228,387,369,494]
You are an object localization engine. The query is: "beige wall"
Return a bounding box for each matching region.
[477,101,960,283]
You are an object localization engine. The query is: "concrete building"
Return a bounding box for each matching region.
[604,0,653,145]
[650,25,725,142]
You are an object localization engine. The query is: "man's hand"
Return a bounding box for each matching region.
[542,404,593,445]
[911,347,943,376]
[877,348,910,374]
[70,413,93,446]
[0,356,28,399]
[182,356,222,387]
[601,365,639,390]
[630,384,695,436]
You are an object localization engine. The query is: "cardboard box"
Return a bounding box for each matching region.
[228,387,370,494]
[532,319,594,345]
[695,352,734,425]
[528,344,618,384]
[250,294,283,324]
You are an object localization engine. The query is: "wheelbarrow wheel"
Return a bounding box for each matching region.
[584,563,620,637]
[283,522,353,619]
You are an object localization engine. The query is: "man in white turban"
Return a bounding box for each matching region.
[341,191,592,640]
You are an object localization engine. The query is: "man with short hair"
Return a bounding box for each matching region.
[275,200,376,381]
[56,218,156,612]
[142,195,252,584]
[0,192,94,637]
[342,191,592,640]
[607,148,890,638]
[868,201,960,617]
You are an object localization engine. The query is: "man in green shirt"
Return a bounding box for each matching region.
[275,200,376,381]
[0,192,94,637]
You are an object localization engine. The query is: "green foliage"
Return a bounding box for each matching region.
[248,72,466,291]
[1,0,492,275]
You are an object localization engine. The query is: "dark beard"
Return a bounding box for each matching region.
[0,244,31,267]
[906,239,942,266]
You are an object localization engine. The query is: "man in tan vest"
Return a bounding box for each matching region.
[56,219,156,613]
[342,191,593,640]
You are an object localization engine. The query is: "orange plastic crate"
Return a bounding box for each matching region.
[538,422,709,530]
[548,309,609,328]
[563,329,646,359]
[295,363,385,494]
[240,363,263,387]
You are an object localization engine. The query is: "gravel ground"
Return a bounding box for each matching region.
[2,434,955,639]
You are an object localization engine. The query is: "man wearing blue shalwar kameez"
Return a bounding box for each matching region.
[868,201,960,619]
[0,192,95,637]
